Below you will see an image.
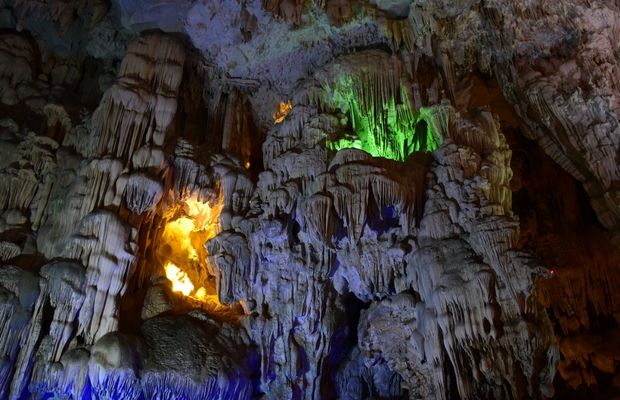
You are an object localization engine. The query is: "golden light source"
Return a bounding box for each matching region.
[164,261,214,302]
[272,100,293,124]
[159,193,225,303]
[162,217,198,261]
[164,262,194,296]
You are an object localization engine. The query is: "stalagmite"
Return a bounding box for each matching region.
[71,211,137,344]
[0,266,38,398]
[88,333,143,400]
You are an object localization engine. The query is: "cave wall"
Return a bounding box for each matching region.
[0,0,618,399]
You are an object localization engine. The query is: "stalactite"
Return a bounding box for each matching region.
[0,266,39,399]
[308,51,443,161]
[123,173,163,215]
[91,34,186,162]
[1,1,618,398]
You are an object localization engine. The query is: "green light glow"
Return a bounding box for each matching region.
[324,76,441,161]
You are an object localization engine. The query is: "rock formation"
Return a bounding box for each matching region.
[0,0,618,399]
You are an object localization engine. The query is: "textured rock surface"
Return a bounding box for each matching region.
[0,0,618,399]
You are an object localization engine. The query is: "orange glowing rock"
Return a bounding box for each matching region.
[164,262,194,296]
[194,287,207,301]
[162,217,198,260]
[160,193,225,303]
[164,262,214,302]
[272,100,293,124]
[183,194,224,234]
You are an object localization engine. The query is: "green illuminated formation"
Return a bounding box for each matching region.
[323,76,441,161]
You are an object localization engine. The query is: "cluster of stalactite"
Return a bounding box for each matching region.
[0,33,255,399]
[0,0,619,398]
